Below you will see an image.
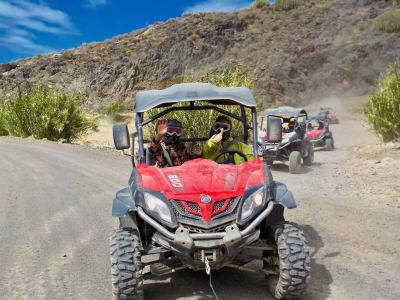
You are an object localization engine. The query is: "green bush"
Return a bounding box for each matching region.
[274,0,302,10]
[375,9,400,33]
[0,99,8,136]
[251,0,269,9]
[0,86,98,142]
[99,99,129,123]
[99,99,126,116]
[143,64,255,152]
[363,63,400,142]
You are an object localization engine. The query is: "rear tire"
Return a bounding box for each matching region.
[289,151,301,174]
[110,228,144,300]
[266,223,311,300]
[303,145,314,166]
[325,138,334,151]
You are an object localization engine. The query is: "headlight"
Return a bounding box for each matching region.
[239,187,266,224]
[144,192,173,225]
[281,137,290,144]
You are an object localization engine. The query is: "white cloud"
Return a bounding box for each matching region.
[184,0,253,13]
[0,35,55,54]
[84,0,108,8]
[0,0,77,56]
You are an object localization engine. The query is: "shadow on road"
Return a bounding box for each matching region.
[145,267,273,300]
[269,163,316,174]
[144,225,334,300]
[301,225,334,300]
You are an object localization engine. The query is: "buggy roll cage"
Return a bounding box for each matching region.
[260,107,308,132]
[128,83,259,166]
[132,102,258,165]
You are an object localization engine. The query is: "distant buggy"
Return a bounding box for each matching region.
[320,107,339,124]
[306,114,335,151]
[260,107,314,174]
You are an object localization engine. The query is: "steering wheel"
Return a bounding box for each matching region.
[214,149,248,164]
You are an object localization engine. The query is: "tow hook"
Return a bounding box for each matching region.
[204,256,219,300]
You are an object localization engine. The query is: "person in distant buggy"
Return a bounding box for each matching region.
[283,119,296,133]
[149,118,191,168]
[202,115,254,165]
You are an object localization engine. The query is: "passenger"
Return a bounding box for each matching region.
[149,118,191,168]
[202,115,254,165]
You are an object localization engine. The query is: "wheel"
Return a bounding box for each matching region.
[265,223,311,300]
[288,151,301,174]
[303,145,314,166]
[110,228,144,300]
[325,138,334,151]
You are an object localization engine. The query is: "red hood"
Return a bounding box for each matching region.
[137,158,266,202]
[307,129,326,139]
[328,113,337,118]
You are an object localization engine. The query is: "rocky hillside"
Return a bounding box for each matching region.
[0,0,399,110]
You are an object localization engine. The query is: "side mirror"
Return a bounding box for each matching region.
[113,124,130,150]
[267,118,282,143]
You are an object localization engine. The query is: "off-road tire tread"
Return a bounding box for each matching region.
[289,151,301,174]
[270,223,311,299]
[303,145,314,166]
[325,138,334,151]
[110,228,143,300]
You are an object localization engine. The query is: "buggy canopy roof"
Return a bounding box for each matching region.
[307,113,328,121]
[262,106,307,118]
[135,83,257,112]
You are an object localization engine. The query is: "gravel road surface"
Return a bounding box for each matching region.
[1,108,399,300]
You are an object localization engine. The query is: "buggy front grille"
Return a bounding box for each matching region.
[170,197,241,229]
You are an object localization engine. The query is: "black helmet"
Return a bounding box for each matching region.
[167,119,182,129]
[156,118,183,145]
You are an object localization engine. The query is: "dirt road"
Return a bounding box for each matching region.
[0,104,399,300]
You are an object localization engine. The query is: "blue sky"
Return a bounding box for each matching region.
[0,0,275,64]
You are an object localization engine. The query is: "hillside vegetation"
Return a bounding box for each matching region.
[0,87,98,141]
[0,0,399,111]
[363,63,400,142]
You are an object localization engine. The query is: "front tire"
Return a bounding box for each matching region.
[289,151,301,174]
[110,228,144,300]
[266,223,311,299]
[325,138,334,151]
[303,145,314,166]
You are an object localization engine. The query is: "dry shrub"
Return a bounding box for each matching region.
[375,9,400,33]
[363,63,400,142]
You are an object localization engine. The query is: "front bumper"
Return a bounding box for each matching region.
[262,144,281,159]
[310,135,326,147]
[136,202,274,268]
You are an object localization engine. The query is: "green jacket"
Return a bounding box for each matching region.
[202,135,254,165]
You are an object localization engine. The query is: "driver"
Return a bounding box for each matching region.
[149,118,191,168]
[202,115,254,165]
[287,120,296,132]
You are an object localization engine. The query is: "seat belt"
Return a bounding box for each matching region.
[160,143,174,167]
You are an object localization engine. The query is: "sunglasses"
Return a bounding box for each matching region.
[166,126,183,136]
[212,122,231,132]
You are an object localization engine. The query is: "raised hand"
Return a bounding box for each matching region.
[213,128,224,144]
[155,119,168,142]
